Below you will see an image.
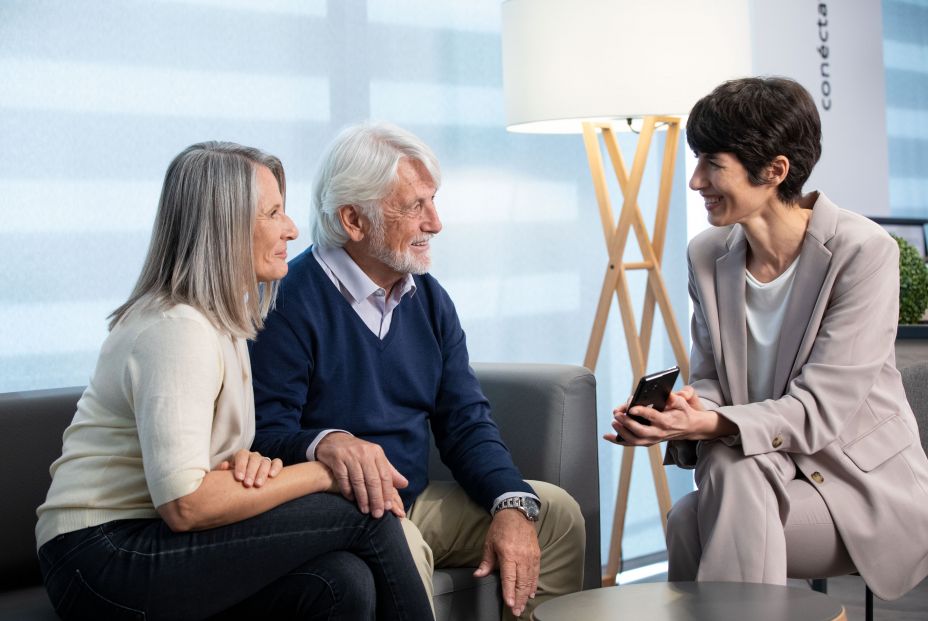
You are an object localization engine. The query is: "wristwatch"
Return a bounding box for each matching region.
[493,495,541,522]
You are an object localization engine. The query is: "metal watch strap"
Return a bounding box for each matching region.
[493,495,540,521]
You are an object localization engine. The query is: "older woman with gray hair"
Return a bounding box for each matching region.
[35,142,434,620]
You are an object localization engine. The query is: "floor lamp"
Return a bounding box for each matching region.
[500,0,751,586]
[580,117,689,585]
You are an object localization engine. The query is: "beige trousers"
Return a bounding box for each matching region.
[401,480,585,621]
[666,440,856,583]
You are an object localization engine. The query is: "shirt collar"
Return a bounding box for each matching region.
[314,245,417,304]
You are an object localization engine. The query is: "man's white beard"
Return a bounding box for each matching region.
[368,225,432,275]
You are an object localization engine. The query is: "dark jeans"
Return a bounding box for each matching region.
[38,493,433,621]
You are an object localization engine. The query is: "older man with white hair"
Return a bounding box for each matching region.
[248,122,585,620]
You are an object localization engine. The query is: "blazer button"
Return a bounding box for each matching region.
[772,435,783,449]
[811,472,824,484]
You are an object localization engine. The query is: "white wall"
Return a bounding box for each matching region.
[750,0,891,215]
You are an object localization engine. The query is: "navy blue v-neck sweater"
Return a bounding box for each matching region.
[249,247,532,510]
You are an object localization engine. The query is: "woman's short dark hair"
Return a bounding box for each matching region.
[686,77,822,203]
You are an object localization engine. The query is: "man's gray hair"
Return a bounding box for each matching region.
[311,121,441,248]
[109,141,286,339]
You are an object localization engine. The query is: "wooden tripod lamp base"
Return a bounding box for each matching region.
[578,118,691,587]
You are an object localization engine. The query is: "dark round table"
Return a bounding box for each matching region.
[533,582,846,621]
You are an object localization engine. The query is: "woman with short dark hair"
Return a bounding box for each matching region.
[36,142,433,620]
[606,77,928,600]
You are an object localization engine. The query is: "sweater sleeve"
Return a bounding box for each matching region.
[428,285,534,512]
[127,315,222,508]
[249,293,326,464]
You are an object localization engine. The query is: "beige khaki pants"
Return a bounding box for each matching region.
[666,440,855,583]
[402,480,585,620]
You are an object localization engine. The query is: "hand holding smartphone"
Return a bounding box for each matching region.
[626,366,680,425]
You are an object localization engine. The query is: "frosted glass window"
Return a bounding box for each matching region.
[0,0,708,567]
[883,0,928,217]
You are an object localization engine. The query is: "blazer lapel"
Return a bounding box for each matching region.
[716,228,749,405]
[771,195,837,397]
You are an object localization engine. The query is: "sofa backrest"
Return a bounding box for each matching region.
[901,362,928,456]
[3,363,601,592]
[0,387,82,589]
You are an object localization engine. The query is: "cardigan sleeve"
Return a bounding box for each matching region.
[128,315,222,508]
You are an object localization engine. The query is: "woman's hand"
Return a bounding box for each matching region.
[216,449,283,488]
[604,385,728,446]
[162,455,350,532]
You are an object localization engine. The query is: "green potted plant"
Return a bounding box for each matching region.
[894,234,928,326]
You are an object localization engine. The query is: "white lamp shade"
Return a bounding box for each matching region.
[501,0,754,133]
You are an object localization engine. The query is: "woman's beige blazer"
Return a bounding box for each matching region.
[667,192,928,600]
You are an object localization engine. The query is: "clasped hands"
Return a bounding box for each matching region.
[605,385,723,445]
[210,437,404,516]
[216,448,283,487]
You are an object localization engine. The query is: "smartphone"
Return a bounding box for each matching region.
[627,366,680,425]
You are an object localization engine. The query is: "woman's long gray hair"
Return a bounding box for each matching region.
[108,141,286,339]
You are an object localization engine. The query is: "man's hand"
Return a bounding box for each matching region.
[315,432,408,518]
[473,509,540,618]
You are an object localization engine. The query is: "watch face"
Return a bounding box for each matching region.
[496,496,541,521]
[524,499,540,520]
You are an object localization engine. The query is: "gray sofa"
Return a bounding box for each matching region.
[0,362,600,621]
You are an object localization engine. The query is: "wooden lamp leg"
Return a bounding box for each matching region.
[581,119,690,586]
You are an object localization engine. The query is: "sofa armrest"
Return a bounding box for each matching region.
[428,363,601,590]
[901,362,928,456]
[0,386,83,588]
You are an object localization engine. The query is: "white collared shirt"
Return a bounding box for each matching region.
[313,245,417,339]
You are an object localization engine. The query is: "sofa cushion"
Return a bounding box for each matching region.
[0,586,57,621]
[433,568,501,621]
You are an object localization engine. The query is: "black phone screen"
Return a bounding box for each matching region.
[627,366,681,426]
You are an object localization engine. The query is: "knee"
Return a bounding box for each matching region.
[398,516,435,610]
[666,491,699,545]
[301,552,376,618]
[695,440,756,488]
[399,516,434,573]
[666,491,701,581]
[531,481,585,549]
[331,552,376,598]
[697,440,737,473]
[369,513,434,576]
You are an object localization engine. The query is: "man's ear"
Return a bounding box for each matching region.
[337,204,365,242]
[766,155,790,186]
